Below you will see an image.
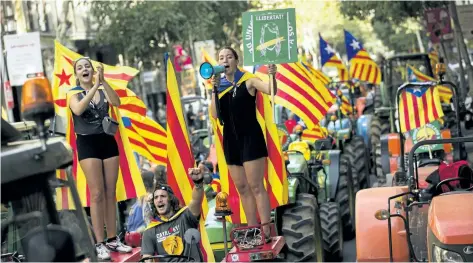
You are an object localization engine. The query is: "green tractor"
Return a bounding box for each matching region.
[201,145,326,262]
[282,127,356,261]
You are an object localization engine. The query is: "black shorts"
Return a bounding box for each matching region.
[76,133,119,161]
[223,129,268,166]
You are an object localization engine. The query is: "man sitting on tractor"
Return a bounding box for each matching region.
[141,163,207,262]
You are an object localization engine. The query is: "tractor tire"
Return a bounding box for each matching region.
[374,86,382,109]
[320,202,343,262]
[370,116,390,150]
[344,136,370,189]
[374,143,387,186]
[281,193,324,262]
[336,157,356,239]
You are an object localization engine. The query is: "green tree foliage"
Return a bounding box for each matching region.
[339,1,448,53]
[90,1,249,62]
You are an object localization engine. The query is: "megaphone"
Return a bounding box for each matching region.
[199,62,225,80]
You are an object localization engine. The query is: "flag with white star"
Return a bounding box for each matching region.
[319,34,349,81]
[406,64,452,103]
[343,29,381,85]
[399,85,444,132]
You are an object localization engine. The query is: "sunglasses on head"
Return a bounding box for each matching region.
[156,185,174,195]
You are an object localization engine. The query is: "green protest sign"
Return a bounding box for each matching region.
[242,8,298,66]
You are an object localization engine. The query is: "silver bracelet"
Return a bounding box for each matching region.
[194,182,204,189]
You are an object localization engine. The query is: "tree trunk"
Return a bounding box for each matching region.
[449,1,473,97]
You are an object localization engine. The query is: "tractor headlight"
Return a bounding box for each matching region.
[433,245,463,262]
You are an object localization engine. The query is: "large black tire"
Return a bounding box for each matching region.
[336,156,356,239]
[320,202,343,262]
[374,86,383,109]
[281,193,324,262]
[344,136,370,189]
[370,116,390,151]
[374,143,387,186]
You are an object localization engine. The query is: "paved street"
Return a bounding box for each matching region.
[342,125,473,262]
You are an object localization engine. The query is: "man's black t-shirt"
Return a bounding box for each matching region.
[141,208,202,262]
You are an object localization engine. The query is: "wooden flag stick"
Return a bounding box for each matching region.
[269,72,278,124]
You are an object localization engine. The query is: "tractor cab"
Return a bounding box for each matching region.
[355,136,473,262]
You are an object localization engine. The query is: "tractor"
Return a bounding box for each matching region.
[323,82,372,191]
[280,125,357,261]
[355,136,473,262]
[375,63,467,186]
[370,54,460,181]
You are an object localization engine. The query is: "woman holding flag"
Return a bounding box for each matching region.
[68,57,132,260]
[210,46,277,242]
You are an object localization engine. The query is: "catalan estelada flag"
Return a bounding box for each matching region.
[210,67,288,225]
[319,33,349,82]
[399,85,444,133]
[256,63,335,130]
[53,41,146,210]
[406,65,452,103]
[120,110,167,166]
[344,30,381,85]
[164,54,214,262]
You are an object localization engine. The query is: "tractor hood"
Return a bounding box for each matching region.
[429,192,473,245]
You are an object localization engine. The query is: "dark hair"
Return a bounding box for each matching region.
[149,184,181,217]
[141,170,155,193]
[218,46,239,60]
[73,57,94,87]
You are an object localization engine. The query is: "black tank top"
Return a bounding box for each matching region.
[71,90,109,135]
[219,81,261,136]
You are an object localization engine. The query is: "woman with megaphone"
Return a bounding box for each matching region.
[210,46,277,243]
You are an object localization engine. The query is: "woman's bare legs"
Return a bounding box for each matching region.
[80,158,105,243]
[243,157,271,236]
[228,165,258,226]
[103,156,119,239]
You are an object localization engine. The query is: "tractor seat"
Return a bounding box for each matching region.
[425,161,473,195]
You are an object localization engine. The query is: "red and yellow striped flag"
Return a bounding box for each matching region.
[210,69,289,225]
[301,125,328,142]
[406,65,452,103]
[337,89,353,116]
[256,63,336,130]
[348,50,381,85]
[164,55,214,262]
[120,109,167,165]
[320,34,350,82]
[303,61,331,85]
[399,86,444,133]
[53,41,146,210]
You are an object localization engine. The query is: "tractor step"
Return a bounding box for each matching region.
[223,236,285,262]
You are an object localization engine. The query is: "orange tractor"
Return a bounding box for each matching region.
[375,69,467,186]
[355,136,473,262]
